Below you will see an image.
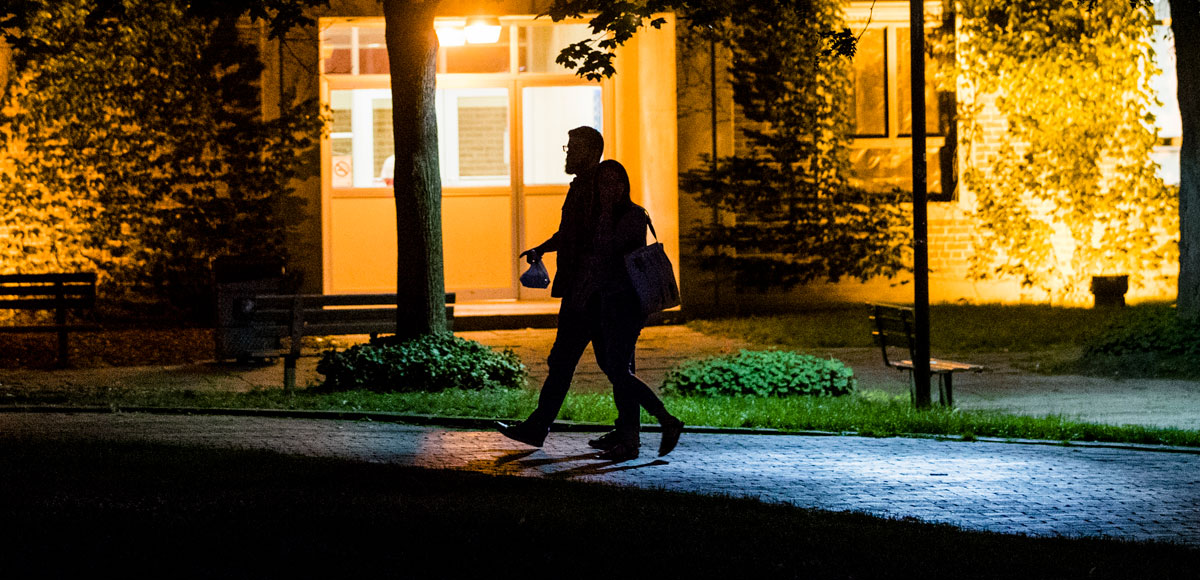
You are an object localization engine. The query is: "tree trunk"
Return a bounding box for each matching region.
[1173,0,1200,320]
[384,0,446,339]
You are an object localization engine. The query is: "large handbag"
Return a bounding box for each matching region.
[625,216,680,316]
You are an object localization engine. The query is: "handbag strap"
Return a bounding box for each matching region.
[644,209,659,242]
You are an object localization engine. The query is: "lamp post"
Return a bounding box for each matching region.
[909,0,932,408]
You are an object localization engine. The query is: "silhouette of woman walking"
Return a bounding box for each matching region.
[497,127,682,461]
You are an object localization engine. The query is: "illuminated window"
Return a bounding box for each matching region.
[848,21,955,200]
[321,24,388,75]
[520,24,593,74]
[439,26,511,74]
[328,89,393,188]
[319,20,605,191]
[438,88,511,187]
[522,85,603,185]
[851,28,887,137]
[896,27,944,136]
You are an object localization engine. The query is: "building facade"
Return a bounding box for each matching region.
[5,0,1168,313]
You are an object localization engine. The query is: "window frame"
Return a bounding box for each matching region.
[845,1,956,201]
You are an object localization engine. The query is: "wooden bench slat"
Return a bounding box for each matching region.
[0,273,97,284]
[0,324,99,333]
[0,288,95,299]
[242,291,457,391]
[0,284,96,293]
[0,273,98,367]
[0,298,95,309]
[301,322,401,336]
[869,303,983,407]
[247,307,450,323]
[892,359,984,373]
[254,293,455,309]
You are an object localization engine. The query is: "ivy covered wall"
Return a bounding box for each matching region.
[676,0,1180,310]
[0,0,323,319]
[678,0,911,294]
[958,0,1178,304]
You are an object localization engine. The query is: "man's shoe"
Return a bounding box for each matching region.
[496,421,547,447]
[596,441,639,462]
[587,430,621,450]
[658,416,684,457]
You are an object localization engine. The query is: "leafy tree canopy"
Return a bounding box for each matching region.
[678,0,910,289]
[0,0,323,318]
[542,0,857,81]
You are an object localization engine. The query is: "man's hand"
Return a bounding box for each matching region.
[519,248,543,264]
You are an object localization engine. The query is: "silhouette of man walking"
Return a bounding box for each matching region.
[496,126,682,460]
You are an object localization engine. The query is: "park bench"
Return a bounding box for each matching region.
[869,303,983,407]
[245,292,456,391]
[0,273,98,367]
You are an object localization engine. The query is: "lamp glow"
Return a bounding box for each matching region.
[464,16,502,44]
[435,23,466,47]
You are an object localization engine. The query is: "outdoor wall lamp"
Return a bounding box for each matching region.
[465,16,502,44]
[435,16,501,47]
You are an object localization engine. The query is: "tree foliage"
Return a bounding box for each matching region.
[542,0,857,80]
[676,1,911,289]
[959,0,1177,302]
[0,0,324,316]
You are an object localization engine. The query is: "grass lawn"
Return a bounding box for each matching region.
[1,438,1195,579]
[3,302,1199,448]
[687,303,1118,353]
[686,302,1200,378]
[8,385,1199,448]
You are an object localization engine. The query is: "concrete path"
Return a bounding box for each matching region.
[5,411,1198,547]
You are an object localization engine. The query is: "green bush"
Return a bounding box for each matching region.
[315,333,527,393]
[1083,306,1200,357]
[1076,305,1200,378]
[662,350,855,398]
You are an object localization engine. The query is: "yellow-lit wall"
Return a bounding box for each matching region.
[308,3,679,301]
[613,15,681,290]
[673,5,1178,312]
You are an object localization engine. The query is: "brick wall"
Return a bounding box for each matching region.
[928,209,974,279]
[457,105,508,178]
[372,105,393,176]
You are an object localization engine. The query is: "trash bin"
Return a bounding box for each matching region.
[213,256,286,362]
[1090,274,1129,308]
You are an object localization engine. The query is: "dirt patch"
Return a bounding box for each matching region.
[0,329,215,369]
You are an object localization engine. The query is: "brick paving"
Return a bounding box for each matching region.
[3,411,1198,546]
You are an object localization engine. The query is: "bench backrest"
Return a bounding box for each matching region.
[0,273,97,311]
[869,303,914,366]
[247,293,456,336]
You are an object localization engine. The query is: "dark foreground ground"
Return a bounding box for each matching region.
[1,437,1196,580]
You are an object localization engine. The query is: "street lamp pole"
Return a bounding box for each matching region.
[909,0,932,408]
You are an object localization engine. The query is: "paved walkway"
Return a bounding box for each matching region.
[4,411,1198,546]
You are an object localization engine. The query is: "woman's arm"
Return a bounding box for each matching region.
[614,207,650,255]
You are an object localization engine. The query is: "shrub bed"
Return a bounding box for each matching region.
[1078,305,1200,378]
[315,333,527,393]
[662,349,855,397]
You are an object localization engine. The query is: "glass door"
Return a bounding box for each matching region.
[320,18,610,300]
[438,85,516,300]
[517,83,605,300]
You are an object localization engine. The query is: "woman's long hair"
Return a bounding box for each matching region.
[590,159,634,254]
[595,159,633,216]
